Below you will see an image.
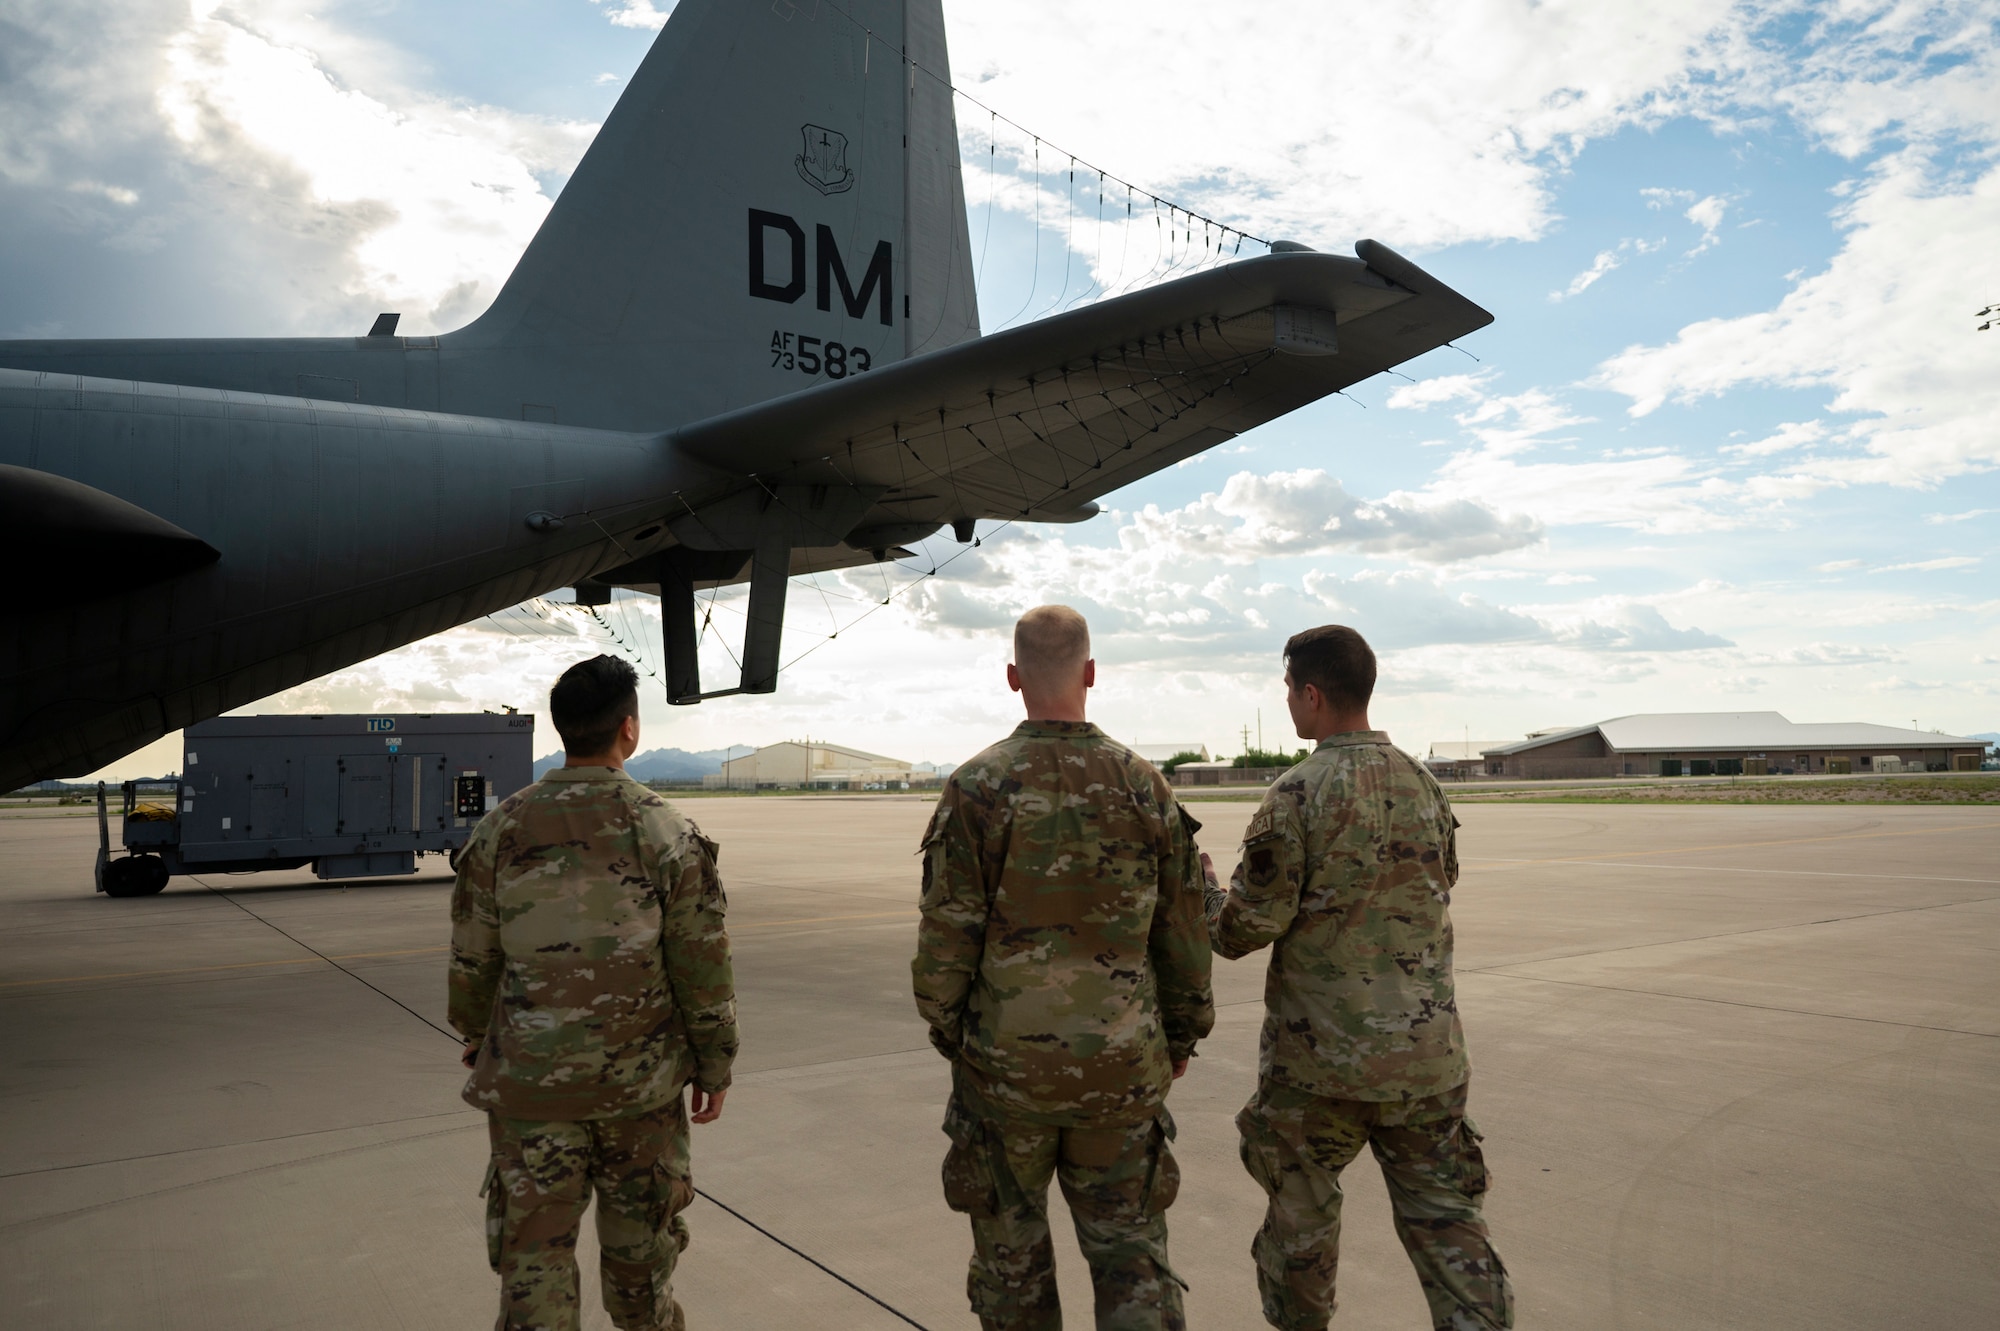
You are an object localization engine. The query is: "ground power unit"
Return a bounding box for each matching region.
[95,713,536,895]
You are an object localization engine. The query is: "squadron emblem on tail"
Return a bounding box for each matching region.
[795,123,854,194]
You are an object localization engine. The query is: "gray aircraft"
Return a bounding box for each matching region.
[0,0,1491,792]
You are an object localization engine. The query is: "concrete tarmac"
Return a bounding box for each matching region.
[2,798,1996,1328]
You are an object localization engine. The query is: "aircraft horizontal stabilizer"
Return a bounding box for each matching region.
[671,242,1491,528]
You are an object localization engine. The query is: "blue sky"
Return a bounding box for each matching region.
[4,1,1994,772]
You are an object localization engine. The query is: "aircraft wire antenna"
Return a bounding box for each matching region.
[813,0,1268,264]
[192,878,461,1042]
[770,345,1276,676]
[1062,170,1109,313]
[775,523,1009,676]
[977,111,997,287]
[583,604,670,688]
[1037,158,1078,320]
[994,138,1046,332]
[688,1186,937,1331]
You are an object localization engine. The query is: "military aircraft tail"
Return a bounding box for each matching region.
[448,0,980,431]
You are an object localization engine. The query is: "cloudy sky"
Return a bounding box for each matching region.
[6,0,1995,773]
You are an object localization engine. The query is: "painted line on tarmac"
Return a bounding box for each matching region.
[0,945,448,991]
[1469,857,2000,885]
[1463,820,1996,868]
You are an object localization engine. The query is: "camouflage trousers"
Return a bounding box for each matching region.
[482,1099,695,1331]
[1236,1079,1512,1331]
[940,1093,1187,1331]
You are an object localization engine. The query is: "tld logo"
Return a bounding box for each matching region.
[366,718,396,733]
[748,209,894,326]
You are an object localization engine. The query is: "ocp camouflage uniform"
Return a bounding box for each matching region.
[913,720,1215,1331]
[450,766,737,1331]
[1207,731,1511,1331]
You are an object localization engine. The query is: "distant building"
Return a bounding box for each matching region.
[703,740,929,790]
[1480,712,1986,779]
[1426,741,1513,781]
[1131,742,1209,764]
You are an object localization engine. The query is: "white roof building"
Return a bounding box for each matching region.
[1480,711,1984,778]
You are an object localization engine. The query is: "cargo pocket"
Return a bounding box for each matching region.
[940,1097,998,1218]
[478,1160,504,1273]
[655,1163,696,1254]
[1455,1116,1491,1199]
[1237,1100,1284,1200]
[1143,1111,1181,1215]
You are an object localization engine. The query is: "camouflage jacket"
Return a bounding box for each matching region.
[448,766,737,1120]
[1206,731,1469,1102]
[913,721,1215,1128]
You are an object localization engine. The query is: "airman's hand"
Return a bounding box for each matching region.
[1172,1058,1189,1079]
[690,1086,728,1124]
[460,1039,480,1069]
[1198,851,1219,892]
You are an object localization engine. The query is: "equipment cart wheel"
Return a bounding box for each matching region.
[102,855,168,897]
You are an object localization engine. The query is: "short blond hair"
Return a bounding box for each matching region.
[1013,605,1091,690]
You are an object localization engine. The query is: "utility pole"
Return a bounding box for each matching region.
[1240,723,1251,755]
[1257,709,1262,752]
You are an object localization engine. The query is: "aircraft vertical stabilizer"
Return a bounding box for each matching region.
[448,0,980,431]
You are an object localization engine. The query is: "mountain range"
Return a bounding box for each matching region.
[532,745,755,782]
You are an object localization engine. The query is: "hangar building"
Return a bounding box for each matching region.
[1481,712,1986,779]
[704,740,925,790]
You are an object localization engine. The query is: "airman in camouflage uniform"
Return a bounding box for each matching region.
[1207,625,1511,1331]
[914,606,1214,1331]
[451,655,736,1331]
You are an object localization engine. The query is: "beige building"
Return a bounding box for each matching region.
[702,740,926,790]
[1480,712,1986,779]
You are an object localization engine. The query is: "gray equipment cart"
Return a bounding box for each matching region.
[95,713,535,896]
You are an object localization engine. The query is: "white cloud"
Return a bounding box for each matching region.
[1548,601,1735,651]
[1584,0,2000,493]
[1554,248,1623,300]
[1722,419,1827,459]
[1872,556,1980,573]
[1549,235,1666,300]
[1125,468,1544,565]
[1641,186,1696,209]
[156,3,591,332]
[945,0,1756,253]
[1816,559,1864,572]
[1926,508,1997,523]
[1748,642,1899,666]
[0,0,592,337]
[1385,372,1495,410]
[594,1,673,31]
[1683,193,1729,254]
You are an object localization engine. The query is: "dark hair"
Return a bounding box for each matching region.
[550,654,639,756]
[1283,625,1376,712]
